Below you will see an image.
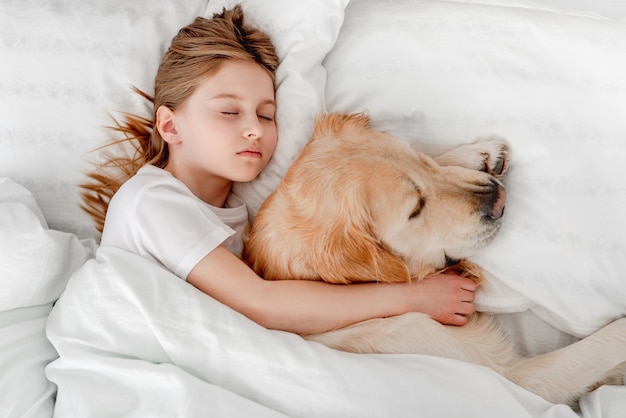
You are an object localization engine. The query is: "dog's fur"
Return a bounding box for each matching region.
[243,112,626,405]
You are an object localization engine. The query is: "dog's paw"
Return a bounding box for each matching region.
[471,135,510,178]
[434,135,510,178]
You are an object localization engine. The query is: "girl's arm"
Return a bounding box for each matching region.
[188,246,477,334]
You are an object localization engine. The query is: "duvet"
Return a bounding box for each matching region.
[1,178,623,417]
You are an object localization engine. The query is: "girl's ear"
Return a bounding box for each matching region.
[156,105,181,144]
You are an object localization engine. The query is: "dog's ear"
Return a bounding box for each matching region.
[313,112,370,141]
[314,219,411,285]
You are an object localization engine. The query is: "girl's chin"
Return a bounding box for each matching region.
[231,169,264,183]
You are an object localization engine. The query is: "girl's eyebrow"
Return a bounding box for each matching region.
[210,93,275,107]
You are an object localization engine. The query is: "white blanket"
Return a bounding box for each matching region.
[0,178,95,418]
[1,177,620,417]
[44,245,615,418]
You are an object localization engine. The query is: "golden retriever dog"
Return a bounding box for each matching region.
[243,112,626,406]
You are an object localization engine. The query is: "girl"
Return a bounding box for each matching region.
[81,6,477,335]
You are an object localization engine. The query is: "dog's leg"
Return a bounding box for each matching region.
[505,317,626,405]
[306,313,517,375]
[434,136,510,178]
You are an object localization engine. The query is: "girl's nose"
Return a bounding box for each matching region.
[243,117,262,140]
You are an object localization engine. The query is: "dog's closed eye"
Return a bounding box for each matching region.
[409,196,425,220]
[408,180,425,220]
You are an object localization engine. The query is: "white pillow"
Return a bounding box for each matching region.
[0,1,209,239]
[205,0,350,217]
[324,0,626,337]
[0,0,348,238]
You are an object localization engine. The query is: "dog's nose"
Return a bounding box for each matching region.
[491,184,506,219]
[481,180,506,220]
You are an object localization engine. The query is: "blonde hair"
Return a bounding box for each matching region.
[81,6,279,233]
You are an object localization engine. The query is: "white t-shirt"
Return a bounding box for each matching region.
[100,165,249,280]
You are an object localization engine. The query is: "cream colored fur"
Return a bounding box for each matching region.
[244,113,626,406]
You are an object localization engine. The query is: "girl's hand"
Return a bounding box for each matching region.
[410,272,478,326]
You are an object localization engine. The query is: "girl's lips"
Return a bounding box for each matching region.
[237,148,262,158]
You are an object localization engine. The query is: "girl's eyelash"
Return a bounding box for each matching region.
[220,111,273,121]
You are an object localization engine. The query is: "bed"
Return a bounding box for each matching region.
[1,0,625,416]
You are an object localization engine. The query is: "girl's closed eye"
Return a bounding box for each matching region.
[258,105,276,122]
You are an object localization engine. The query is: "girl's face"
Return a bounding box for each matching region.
[160,59,277,200]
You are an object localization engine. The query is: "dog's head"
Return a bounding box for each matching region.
[244,113,506,284]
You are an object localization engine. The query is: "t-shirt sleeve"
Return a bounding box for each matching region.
[129,181,235,279]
